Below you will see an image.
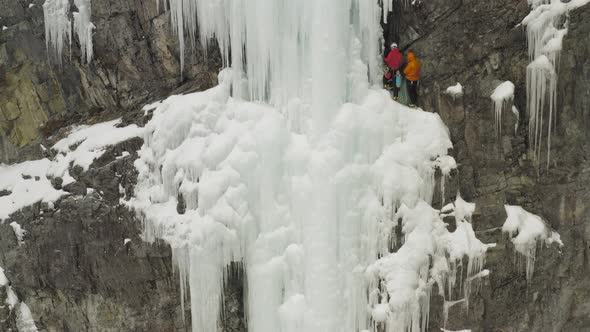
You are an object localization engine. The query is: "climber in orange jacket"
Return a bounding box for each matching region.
[403,51,421,107]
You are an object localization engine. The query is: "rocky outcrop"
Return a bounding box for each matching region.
[398,1,590,331]
[0,0,221,163]
[0,137,191,331]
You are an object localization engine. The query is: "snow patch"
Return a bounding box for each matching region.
[1,120,142,221]
[0,159,65,221]
[445,83,463,98]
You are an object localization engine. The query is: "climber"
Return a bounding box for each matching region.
[403,51,421,108]
[384,42,403,100]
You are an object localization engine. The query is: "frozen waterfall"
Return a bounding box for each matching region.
[129,0,494,331]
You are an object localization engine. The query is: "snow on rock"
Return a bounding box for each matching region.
[48,119,143,181]
[0,266,8,286]
[490,81,515,138]
[523,0,590,166]
[503,205,563,282]
[0,120,142,221]
[10,222,26,244]
[16,302,39,332]
[43,0,94,63]
[445,83,463,98]
[0,159,65,221]
[0,266,39,331]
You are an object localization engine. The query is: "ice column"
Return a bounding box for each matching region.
[43,0,95,63]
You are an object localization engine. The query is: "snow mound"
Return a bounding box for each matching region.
[445,83,463,98]
[503,205,563,282]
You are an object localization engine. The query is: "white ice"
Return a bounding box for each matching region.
[523,0,590,166]
[10,222,26,244]
[503,205,563,282]
[490,81,515,138]
[0,265,39,331]
[445,83,463,98]
[43,0,94,63]
[130,0,492,331]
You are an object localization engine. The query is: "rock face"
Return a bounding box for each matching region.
[0,0,589,331]
[396,1,590,331]
[0,0,221,163]
[0,138,190,331]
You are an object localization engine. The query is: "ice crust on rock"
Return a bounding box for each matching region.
[503,205,563,282]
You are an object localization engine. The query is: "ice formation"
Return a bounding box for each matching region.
[0,266,39,332]
[503,205,563,282]
[130,0,496,331]
[490,81,515,138]
[10,222,26,245]
[445,83,464,99]
[43,0,94,64]
[0,119,142,221]
[523,0,590,166]
[367,195,494,331]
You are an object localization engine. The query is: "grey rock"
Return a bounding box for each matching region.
[62,181,87,196]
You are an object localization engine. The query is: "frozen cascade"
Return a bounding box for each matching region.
[131,1,494,331]
[43,0,95,63]
[523,0,590,166]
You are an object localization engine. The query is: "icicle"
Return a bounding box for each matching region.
[73,0,95,64]
[490,81,515,139]
[522,0,588,167]
[42,0,94,64]
[43,0,71,65]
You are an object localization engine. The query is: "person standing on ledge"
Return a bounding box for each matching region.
[384,42,403,100]
[403,51,422,108]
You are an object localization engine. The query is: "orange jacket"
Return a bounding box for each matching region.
[403,52,421,81]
